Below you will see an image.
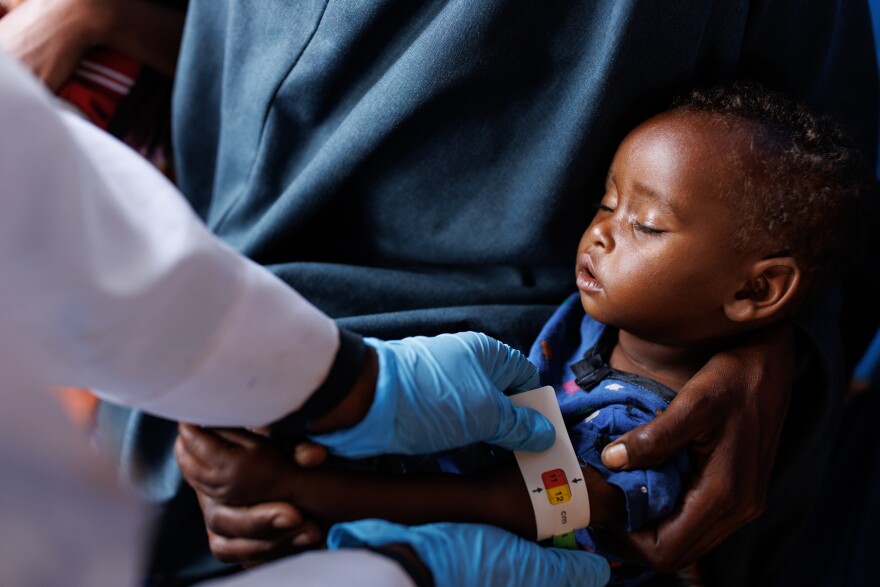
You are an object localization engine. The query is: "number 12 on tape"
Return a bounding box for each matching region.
[542,468,573,504]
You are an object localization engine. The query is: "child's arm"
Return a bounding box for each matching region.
[175,424,626,545]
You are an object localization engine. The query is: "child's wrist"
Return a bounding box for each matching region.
[581,465,626,527]
[471,466,538,539]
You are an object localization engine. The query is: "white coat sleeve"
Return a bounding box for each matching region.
[0,52,340,427]
[202,551,417,587]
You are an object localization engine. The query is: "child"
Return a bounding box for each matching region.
[175,82,865,584]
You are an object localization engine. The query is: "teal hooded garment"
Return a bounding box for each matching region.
[99,1,878,585]
[171,0,879,352]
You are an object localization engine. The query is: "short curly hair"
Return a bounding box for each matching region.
[671,82,867,304]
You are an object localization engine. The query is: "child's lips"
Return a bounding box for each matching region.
[576,254,603,292]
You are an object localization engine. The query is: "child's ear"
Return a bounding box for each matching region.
[724,257,801,323]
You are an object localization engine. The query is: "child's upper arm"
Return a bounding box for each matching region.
[569,401,690,530]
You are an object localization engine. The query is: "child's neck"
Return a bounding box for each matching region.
[608,330,717,393]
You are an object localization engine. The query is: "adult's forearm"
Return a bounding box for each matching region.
[0,53,341,426]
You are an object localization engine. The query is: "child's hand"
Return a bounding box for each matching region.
[192,493,321,566]
[175,425,327,564]
[175,424,301,506]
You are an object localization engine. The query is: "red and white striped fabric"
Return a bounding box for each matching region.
[58,48,143,129]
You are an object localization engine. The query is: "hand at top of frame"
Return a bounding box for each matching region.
[0,0,110,90]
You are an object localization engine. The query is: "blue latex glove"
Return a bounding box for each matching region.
[312,332,554,457]
[327,519,611,587]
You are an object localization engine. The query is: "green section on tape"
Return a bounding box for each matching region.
[552,532,577,549]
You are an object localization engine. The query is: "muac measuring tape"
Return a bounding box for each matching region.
[510,386,590,547]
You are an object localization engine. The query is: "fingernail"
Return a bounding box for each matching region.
[603,443,628,468]
[273,515,294,529]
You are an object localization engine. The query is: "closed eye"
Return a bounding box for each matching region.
[634,222,664,235]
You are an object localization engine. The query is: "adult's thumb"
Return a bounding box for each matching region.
[601,401,702,470]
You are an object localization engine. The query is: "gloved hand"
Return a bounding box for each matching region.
[327,519,610,587]
[311,332,554,457]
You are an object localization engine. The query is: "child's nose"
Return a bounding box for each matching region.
[590,217,613,250]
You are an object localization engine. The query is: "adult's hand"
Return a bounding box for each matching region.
[328,520,610,587]
[599,324,795,571]
[0,0,108,90]
[0,0,182,89]
[312,332,555,458]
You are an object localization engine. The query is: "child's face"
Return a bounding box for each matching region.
[576,113,753,344]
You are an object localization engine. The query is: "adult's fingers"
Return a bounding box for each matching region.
[617,460,766,571]
[603,409,769,570]
[606,399,772,571]
[456,331,541,394]
[491,404,556,452]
